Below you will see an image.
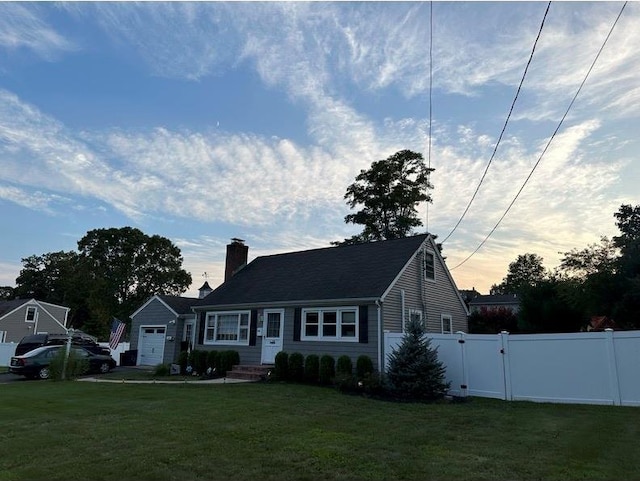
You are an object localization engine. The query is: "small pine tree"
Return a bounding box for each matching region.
[387,317,449,400]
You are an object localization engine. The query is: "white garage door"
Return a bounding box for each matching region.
[138,327,166,366]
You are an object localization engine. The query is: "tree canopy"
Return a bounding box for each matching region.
[334,150,434,245]
[491,253,547,295]
[14,227,192,339]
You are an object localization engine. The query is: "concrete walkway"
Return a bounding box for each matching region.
[78,376,252,384]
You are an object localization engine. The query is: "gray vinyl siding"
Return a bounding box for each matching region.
[283,303,380,371]
[382,240,468,335]
[0,304,67,343]
[39,302,68,326]
[130,298,195,365]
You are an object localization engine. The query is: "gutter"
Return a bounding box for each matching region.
[376,299,382,373]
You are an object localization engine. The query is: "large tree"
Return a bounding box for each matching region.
[14,227,192,338]
[491,253,547,295]
[334,150,434,245]
[77,227,192,331]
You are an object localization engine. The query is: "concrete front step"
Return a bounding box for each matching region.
[226,364,274,381]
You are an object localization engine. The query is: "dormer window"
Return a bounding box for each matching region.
[25,306,37,322]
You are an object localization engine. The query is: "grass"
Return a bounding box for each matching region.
[0,381,639,480]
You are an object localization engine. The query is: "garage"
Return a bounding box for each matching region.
[137,326,166,366]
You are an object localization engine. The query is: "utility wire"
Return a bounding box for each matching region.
[426,0,434,233]
[441,1,551,244]
[450,1,628,271]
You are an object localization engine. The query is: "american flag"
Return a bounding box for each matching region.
[109,318,126,350]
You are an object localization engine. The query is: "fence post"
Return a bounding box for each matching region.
[456,331,468,398]
[604,328,621,406]
[499,331,512,401]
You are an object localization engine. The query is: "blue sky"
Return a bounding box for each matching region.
[1,2,638,297]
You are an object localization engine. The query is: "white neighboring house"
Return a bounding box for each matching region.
[0,299,69,343]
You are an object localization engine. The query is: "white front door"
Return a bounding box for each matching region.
[261,309,284,364]
[138,326,166,366]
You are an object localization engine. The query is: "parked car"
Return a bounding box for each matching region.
[9,345,117,380]
[15,332,111,356]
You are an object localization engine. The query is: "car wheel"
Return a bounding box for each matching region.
[38,367,50,380]
[99,362,111,374]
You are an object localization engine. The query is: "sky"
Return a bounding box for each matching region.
[0,1,638,299]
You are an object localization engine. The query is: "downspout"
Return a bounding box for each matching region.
[376,299,383,373]
[421,248,428,327]
[401,289,406,332]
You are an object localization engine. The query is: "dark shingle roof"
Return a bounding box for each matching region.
[469,294,519,306]
[157,295,199,315]
[198,234,430,307]
[0,299,29,317]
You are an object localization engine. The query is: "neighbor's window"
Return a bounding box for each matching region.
[441,314,453,334]
[424,250,435,281]
[0,331,5,343]
[204,311,250,345]
[302,308,358,342]
[25,306,37,322]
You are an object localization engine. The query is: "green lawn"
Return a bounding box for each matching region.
[0,381,639,480]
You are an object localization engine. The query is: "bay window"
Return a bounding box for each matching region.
[204,311,250,345]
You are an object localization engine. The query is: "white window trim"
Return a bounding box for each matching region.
[204,310,251,346]
[25,306,37,323]
[404,308,424,333]
[263,308,285,339]
[183,320,196,350]
[0,330,5,343]
[441,314,453,334]
[301,307,359,343]
[423,249,436,282]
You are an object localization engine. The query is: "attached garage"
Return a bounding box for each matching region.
[137,326,166,366]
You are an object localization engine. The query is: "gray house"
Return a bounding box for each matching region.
[0,299,69,343]
[130,294,200,366]
[130,234,469,370]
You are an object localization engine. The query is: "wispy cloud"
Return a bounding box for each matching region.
[0,3,76,61]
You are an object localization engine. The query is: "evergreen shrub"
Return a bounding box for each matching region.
[274,351,289,381]
[356,355,374,379]
[288,352,305,382]
[319,354,335,385]
[304,354,319,383]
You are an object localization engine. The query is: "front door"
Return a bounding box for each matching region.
[261,309,284,364]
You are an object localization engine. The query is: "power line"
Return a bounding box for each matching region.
[441,1,551,244]
[450,1,628,271]
[426,0,434,233]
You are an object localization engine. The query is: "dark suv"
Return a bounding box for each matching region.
[15,332,111,356]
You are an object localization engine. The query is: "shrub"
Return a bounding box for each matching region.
[177,351,189,374]
[319,355,335,385]
[386,317,450,401]
[217,350,240,376]
[288,352,305,382]
[206,350,218,371]
[154,363,170,376]
[48,348,89,381]
[195,350,209,375]
[336,355,353,377]
[356,355,374,379]
[304,354,319,383]
[274,351,289,381]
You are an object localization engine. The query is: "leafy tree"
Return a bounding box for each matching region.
[491,253,547,295]
[386,317,449,401]
[77,227,192,333]
[334,150,434,245]
[468,306,519,334]
[0,286,14,300]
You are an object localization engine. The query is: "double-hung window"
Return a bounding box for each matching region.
[302,307,358,342]
[441,314,453,334]
[204,311,251,346]
[25,306,37,322]
[424,250,435,281]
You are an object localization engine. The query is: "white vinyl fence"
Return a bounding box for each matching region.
[384,329,640,407]
[0,342,130,367]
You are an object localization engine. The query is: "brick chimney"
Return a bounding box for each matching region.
[225,238,248,282]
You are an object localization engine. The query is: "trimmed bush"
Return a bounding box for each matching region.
[288,352,305,382]
[177,351,189,374]
[304,354,319,384]
[356,355,374,379]
[274,351,289,381]
[217,350,240,376]
[206,350,218,370]
[319,354,335,385]
[336,355,353,377]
